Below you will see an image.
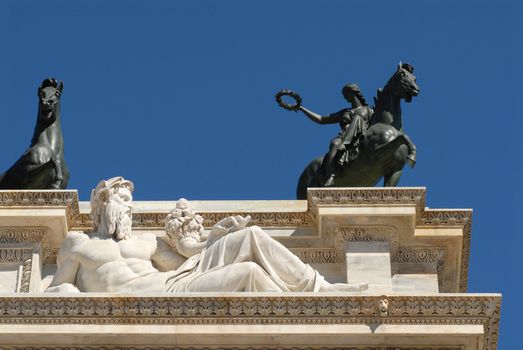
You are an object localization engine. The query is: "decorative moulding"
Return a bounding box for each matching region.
[0,294,500,350]
[0,347,465,350]
[0,245,34,292]
[0,190,79,230]
[0,227,53,264]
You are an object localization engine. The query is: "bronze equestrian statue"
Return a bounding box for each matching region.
[0,78,69,189]
[277,63,419,199]
[297,83,374,187]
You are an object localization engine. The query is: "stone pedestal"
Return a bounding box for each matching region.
[0,188,501,349]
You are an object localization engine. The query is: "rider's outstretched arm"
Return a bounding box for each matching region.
[299,106,341,125]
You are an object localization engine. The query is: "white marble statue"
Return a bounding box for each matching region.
[46,177,367,293]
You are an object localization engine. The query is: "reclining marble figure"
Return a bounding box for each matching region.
[46,177,367,293]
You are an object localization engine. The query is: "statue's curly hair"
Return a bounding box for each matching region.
[165,199,205,245]
[342,83,368,106]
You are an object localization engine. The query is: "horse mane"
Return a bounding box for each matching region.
[370,88,384,125]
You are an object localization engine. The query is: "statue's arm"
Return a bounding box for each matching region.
[151,236,188,271]
[45,233,83,292]
[175,236,207,259]
[299,106,342,125]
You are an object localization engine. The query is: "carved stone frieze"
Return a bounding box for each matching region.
[0,227,53,263]
[392,247,445,267]
[203,212,312,228]
[307,188,426,215]
[418,210,472,226]
[0,247,33,292]
[0,347,464,350]
[291,226,398,263]
[392,247,446,291]
[338,226,399,253]
[74,211,312,230]
[0,295,500,349]
[0,191,79,229]
[0,247,31,263]
[74,212,92,228]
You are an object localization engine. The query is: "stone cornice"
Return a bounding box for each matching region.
[0,294,500,350]
[0,347,464,350]
[0,190,79,229]
[307,187,427,215]
[0,227,52,264]
[0,347,465,350]
[418,209,472,293]
[74,211,313,230]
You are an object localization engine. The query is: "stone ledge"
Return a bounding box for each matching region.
[0,325,483,349]
[0,190,79,230]
[0,345,472,350]
[0,294,500,350]
[307,187,427,214]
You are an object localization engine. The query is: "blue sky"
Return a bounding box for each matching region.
[1,0,521,346]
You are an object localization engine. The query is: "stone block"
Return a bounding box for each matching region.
[346,241,392,292]
[392,273,439,293]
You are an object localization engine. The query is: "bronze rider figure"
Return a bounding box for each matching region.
[297,84,373,186]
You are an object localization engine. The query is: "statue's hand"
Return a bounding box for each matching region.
[215,215,251,232]
[231,215,251,232]
[207,215,251,246]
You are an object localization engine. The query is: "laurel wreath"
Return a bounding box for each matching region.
[275,90,302,111]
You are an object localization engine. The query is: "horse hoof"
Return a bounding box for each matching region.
[324,176,336,187]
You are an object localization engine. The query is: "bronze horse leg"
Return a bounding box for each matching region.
[402,133,417,167]
[375,135,411,186]
[20,145,63,189]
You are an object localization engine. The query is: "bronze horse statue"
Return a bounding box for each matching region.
[296,63,419,199]
[0,78,69,189]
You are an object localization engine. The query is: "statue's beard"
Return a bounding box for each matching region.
[105,199,132,240]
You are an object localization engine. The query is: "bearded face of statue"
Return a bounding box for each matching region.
[103,186,133,240]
